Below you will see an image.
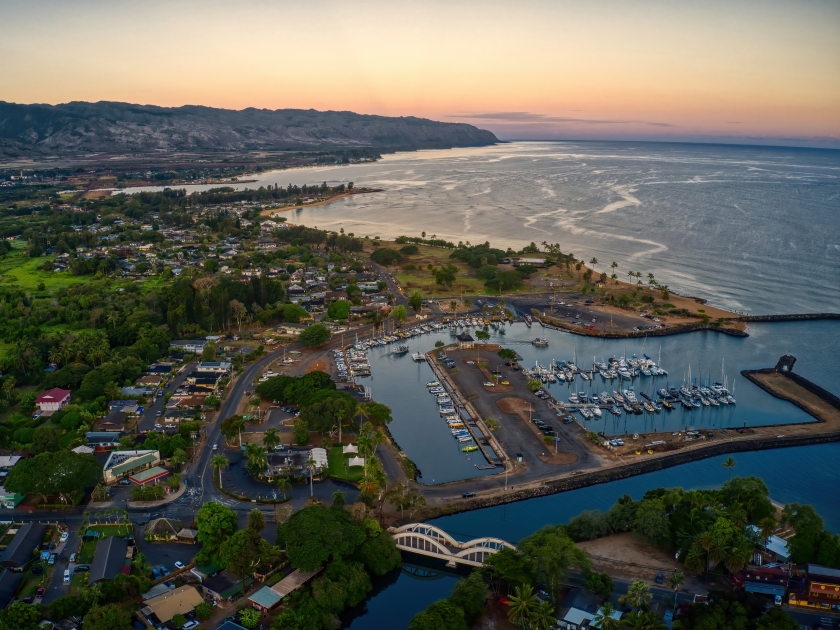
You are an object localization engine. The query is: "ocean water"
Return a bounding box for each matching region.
[128,141,840,314]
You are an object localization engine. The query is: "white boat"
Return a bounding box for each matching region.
[426,381,440,388]
[412,353,426,362]
[532,338,549,347]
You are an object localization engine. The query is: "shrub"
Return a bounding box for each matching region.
[13,427,34,444]
[370,248,402,266]
[402,264,416,271]
[399,245,419,255]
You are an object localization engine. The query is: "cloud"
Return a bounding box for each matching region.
[450,111,675,128]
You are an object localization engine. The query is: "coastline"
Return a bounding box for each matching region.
[260,188,382,217]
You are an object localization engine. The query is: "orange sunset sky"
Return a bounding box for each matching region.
[2,0,838,147]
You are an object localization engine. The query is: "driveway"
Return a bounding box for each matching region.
[41,531,79,605]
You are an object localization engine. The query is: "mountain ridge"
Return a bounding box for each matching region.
[0,100,498,158]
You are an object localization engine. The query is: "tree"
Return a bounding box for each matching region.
[620,580,652,610]
[328,299,351,320]
[5,450,101,504]
[633,498,670,542]
[299,323,331,347]
[518,526,590,601]
[593,602,620,630]
[276,475,292,499]
[722,456,737,479]
[408,600,468,630]
[293,418,309,445]
[498,348,517,360]
[239,608,261,629]
[31,425,59,453]
[332,490,346,507]
[244,443,268,477]
[83,604,132,630]
[220,414,245,446]
[527,379,542,392]
[408,290,423,312]
[585,571,614,599]
[263,427,281,451]
[448,571,488,622]
[392,304,407,322]
[195,502,238,560]
[211,455,228,488]
[172,614,187,629]
[248,508,266,532]
[434,264,458,290]
[507,583,540,627]
[201,342,217,362]
[0,601,42,630]
[220,528,278,578]
[277,504,367,571]
[195,601,213,619]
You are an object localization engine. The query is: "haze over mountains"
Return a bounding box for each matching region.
[0,101,498,159]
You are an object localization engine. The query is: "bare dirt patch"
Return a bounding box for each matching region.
[578,532,706,593]
[496,397,532,415]
[306,360,328,374]
[752,372,840,427]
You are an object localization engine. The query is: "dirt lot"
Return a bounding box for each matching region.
[577,532,706,593]
[751,372,840,427]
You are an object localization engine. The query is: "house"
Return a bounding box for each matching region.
[86,432,122,451]
[170,340,207,353]
[555,587,618,629]
[456,332,474,349]
[141,585,204,626]
[0,456,21,471]
[734,566,788,600]
[98,411,127,433]
[201,570,253,603]
[747,525,791,562]
[266,450,306,476]
[109,399,140,411]
[0,570,22,608]
[88,536,130,585]
[788,564,840,609]
[514,257,547,268]
[196,361,232,374]
[102,450,161,484]
[249,568,321,612]
[135,375,163,388]
[35,388,71,412]
[0,523,47,568]
[0,487,24,508]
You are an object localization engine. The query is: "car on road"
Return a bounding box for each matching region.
[155,423,163,429]
[73,565,90,574]
[48,553,57,565]
[774,595,782,606]
[462,492,476,498]
[213,443,218,450]
[69,553,77,563]
[36,587,45,599]
[160,566,170,576]
[174,561,185,570]
[64,569,71,584]
[501,381,510,385]
[60,532,69,543]
[655,571,664,584]
[483,381,495,387]
[156,410,163,416]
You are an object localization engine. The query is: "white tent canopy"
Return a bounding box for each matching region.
[309,448,328,468]
[348,457,365,468]
[342,444,358,454]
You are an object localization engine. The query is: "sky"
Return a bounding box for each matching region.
[1,0,839,147]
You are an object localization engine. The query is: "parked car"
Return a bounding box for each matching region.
[151,568,161,580]
[60,532,69,543]
[48,553,57,565]
[73,565,90,574]
[36,587,45,598]
[119,478,131,485]
[160,566,170,576]
[774,595,782,607]
[69,553,77,563]
[182,622,200,630]
[63,569,71,584]
[655,571,664,584]
[174,561,185,570]
[462,492,476,498]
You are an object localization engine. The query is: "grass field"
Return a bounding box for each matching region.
[0,252,89,292]
[327,446,364,483]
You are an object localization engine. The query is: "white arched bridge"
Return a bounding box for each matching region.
[389,523,516,568]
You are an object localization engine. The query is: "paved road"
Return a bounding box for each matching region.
[41,531,78,605]
[137,360,196,433]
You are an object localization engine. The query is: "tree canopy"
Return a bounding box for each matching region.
[4,450,101,503]
[299,323,331,347]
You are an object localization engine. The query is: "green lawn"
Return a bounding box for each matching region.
[0,252,89,291]
[327,446,364,483]
[18,562,51,597]
[77,539,97,564]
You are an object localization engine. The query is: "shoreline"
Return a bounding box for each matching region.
[259,188,382,217]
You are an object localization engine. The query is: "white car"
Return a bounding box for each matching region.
[174,561,185,570]
[154,423,163,429]
[60,532,69,543]
[483,382,495,387]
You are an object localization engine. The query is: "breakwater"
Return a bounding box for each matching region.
[421,429,840,519]
[738,313,840,323]
[533,312,749,339]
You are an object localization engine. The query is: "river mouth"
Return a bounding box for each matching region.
[356,320,836,486]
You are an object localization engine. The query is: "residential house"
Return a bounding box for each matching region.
[456,332,474,349]
[0,570,22,608]
[140,585,204,626]
[0,523,47,568]
[249,568,321,612]
[201,570,253,604]
[86,432,122,451]
[196,361,232,374]
[35,388,71,412]
[170,340,208,353]
[734,566,788,601]
[88,536,129,585]
[555,587,619,629]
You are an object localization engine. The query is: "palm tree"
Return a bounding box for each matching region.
[332,490,346,507]
[620,580,652,610]
[722,456,737,479]
[506,583,539,627]
[463,298,472,312]
[48,347,62,366]
[627,270,635,285]
[667,571,684,608]
[532,600,556,630]
[610,261,618,275]
[621,610,667,630]
[248,508,265,532]
[244,444,268,477]
[589,257,598,274]
[758,516,777,552]
[306,457,317,497]
[211,455,229,489]
[594,602,621,630]
[724,544,752,575]
[276,475,291,499]
[335,407,346,445]
[263,428,280,451]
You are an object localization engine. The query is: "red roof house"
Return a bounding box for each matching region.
[35,388,71,411]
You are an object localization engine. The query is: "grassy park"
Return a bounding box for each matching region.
[327,446,365,483]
